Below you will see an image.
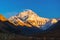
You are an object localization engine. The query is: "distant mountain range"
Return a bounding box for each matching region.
[0,10,60,36]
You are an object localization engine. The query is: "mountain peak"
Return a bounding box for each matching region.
[8,10,59,28]
[8,10,50,28]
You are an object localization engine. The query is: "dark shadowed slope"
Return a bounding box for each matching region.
[0,20,60,37]
[0,19,60,40]
[0,20,22,34]
[35,20,60,37]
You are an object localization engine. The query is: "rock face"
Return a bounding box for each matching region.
[8,10,58,28]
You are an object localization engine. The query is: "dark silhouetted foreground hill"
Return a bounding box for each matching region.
[0,20,60,40]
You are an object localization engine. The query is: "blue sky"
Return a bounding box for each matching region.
[0,0,60,18]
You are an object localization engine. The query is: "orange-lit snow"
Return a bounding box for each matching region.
[8,10,58,28]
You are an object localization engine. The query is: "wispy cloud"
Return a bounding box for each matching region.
[5,12,18,18]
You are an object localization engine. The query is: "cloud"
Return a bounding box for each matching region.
[5,12,18,18]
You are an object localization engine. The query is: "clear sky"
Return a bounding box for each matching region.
[0,0,60,18]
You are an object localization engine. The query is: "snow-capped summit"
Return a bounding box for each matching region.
[8,9,58,28]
